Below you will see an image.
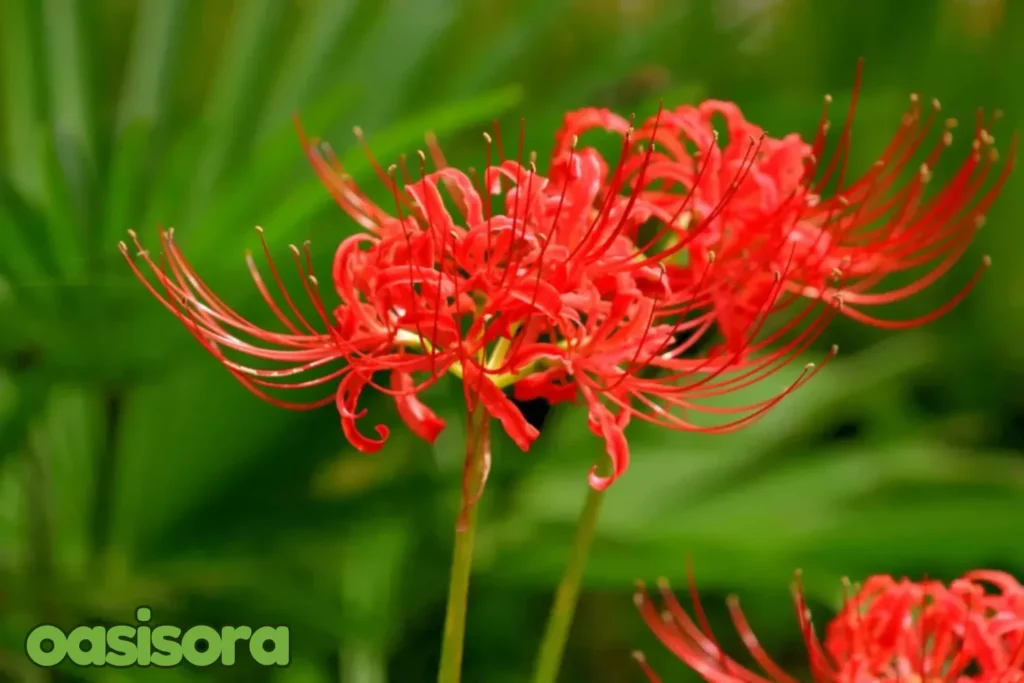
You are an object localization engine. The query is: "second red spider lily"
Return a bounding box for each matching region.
[634,568,1024,682]
[121,116,834,498]
[555,61,1016,354]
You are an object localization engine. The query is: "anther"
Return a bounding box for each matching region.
[118,241,128,253]
[824,94,833,104]
[982,255,992,267]
[309,275,319,286]
[931,98,941,111]
[919,163,932,183]
[974,215,987,229]
[946,117,958,129]
[387,164,398,176]
[631,651,647,664]
[910,93,920,103]
[942,131,953,147]
[127,229,138,238]
[482,132,492,144]
[289,244,300,256]
[571,134,579,149]
[353,126,364,139]
[417,150,427,162]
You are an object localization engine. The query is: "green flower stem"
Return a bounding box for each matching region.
[530,483,606,683]
[436,408,489,683]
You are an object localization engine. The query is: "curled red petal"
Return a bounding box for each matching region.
[554,107,632,155]
[336,373,389,453]
[432,168,485,226]
[513,368,578,405]
[462,363,539,451]
[503,279,566,321]
[406,176,459,239]
[584,397,630,491]
[391,371,445,444]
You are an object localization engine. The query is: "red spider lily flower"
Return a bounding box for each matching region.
[120,114,835,499]
[555,60,1016,353]
[633,569,1024,683]
[554,102,813,354]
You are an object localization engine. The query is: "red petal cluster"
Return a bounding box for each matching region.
[121,63,1011,493]
[562,60,1014,349]
[634,570,1024,683]
[120,113,827,491]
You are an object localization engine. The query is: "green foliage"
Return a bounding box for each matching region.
[1,0,1022,681]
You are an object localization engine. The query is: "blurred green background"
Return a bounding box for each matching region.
[1,0,1022,681]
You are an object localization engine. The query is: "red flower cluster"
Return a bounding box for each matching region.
[634,569,1024,683]
[120,64,1012,494]
[557,62,1013,349]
